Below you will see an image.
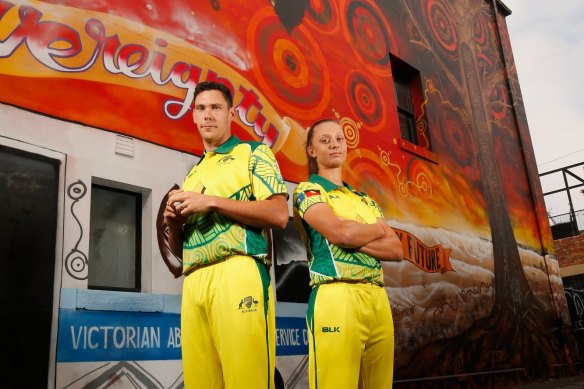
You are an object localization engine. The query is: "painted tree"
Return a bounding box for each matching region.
[394,1,574,386]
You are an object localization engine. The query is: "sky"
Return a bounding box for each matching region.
[503,0,584,224]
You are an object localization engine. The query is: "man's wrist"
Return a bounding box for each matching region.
[207,195,219,212]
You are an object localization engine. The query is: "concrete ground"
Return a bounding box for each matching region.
[516,374,584,389]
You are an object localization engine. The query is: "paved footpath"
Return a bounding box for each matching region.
[515,374,584,389]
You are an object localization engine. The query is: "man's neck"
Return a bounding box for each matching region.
[204,134,231,152]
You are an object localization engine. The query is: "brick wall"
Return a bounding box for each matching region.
[556,234,584,268]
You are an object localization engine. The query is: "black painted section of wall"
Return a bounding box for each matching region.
[0,145,59,388]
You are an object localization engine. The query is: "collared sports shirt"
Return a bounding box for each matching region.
[181,136,288,273]
[293,174,385,286]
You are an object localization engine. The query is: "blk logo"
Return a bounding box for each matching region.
[322,326,340,333]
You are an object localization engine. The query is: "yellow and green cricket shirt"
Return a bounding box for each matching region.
[181,135,288,274]
[293,174,385,287]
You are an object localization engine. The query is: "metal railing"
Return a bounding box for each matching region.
[549,209,584,238]
[540,162,584,239]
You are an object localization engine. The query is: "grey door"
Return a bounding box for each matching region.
[0,145,59,388]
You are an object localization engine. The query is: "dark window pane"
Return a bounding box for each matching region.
[89,186,140,290]
[399,111,417,144]
[394,76,413,112]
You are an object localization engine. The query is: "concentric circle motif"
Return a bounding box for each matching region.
[341,0,397,76]
[334,109,361,148]
[67,180,87,200]
[415,119,431,149]
[306,0,340,34]
[406,159,433,198]
[65,179,88,280]
[345,70,386,131]
[437,106,473,166]
[248,7,330,120]
[378,147,391,166]
[65,250,88,280]
[426,0,458,53]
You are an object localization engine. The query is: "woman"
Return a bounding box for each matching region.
[293,119,403,389]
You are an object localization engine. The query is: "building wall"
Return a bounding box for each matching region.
[557,235,584,276]
[0,0,577,388]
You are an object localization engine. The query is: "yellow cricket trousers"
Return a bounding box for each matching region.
[307,282,394,389]
[181,255,275,389]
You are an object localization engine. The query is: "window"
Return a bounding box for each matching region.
[89,184,141,291]
[390,54,436,162]
[394,68,418,144]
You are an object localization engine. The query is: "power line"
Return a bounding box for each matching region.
[538,148,584,167]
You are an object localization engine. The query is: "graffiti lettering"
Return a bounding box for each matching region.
[0,4,198,119]
[394,228,453,273]
[565,288,584,331]
[0,4,88,70]
[236,85,279,145]
[0,1,282,145]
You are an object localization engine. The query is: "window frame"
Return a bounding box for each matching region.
[390,54,438,163]
[88,183,142,292]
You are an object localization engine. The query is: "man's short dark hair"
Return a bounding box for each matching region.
[193,81,233,108]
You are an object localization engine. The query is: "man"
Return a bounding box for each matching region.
[164,81,289,389]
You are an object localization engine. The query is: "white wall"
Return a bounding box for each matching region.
[0,103,195,295]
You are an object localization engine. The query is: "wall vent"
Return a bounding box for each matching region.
[115,134,135,157]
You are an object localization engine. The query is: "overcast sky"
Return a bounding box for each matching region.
[503,0,584,220]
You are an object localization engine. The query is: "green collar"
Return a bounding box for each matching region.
[205,135,240,155]
[308,174,353,192]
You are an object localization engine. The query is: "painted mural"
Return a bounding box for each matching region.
[0,0,576,388]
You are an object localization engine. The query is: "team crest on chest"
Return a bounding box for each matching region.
[218,155,235,164]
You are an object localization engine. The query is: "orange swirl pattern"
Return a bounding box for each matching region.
[247,6,330,121]
[436,105,474,166]
[0,0,552,252]
[344,69,387,132]
[334,110,361,148]
[406,158,434,198]
[345,148,403,214]
[305,0,341,35]
[340,0,397,76]
[425,0,458,54]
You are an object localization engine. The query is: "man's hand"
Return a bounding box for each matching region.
[167,189,211,219]
[168,188,288,230]
[164,189,188,230]
[163,189,189,259]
